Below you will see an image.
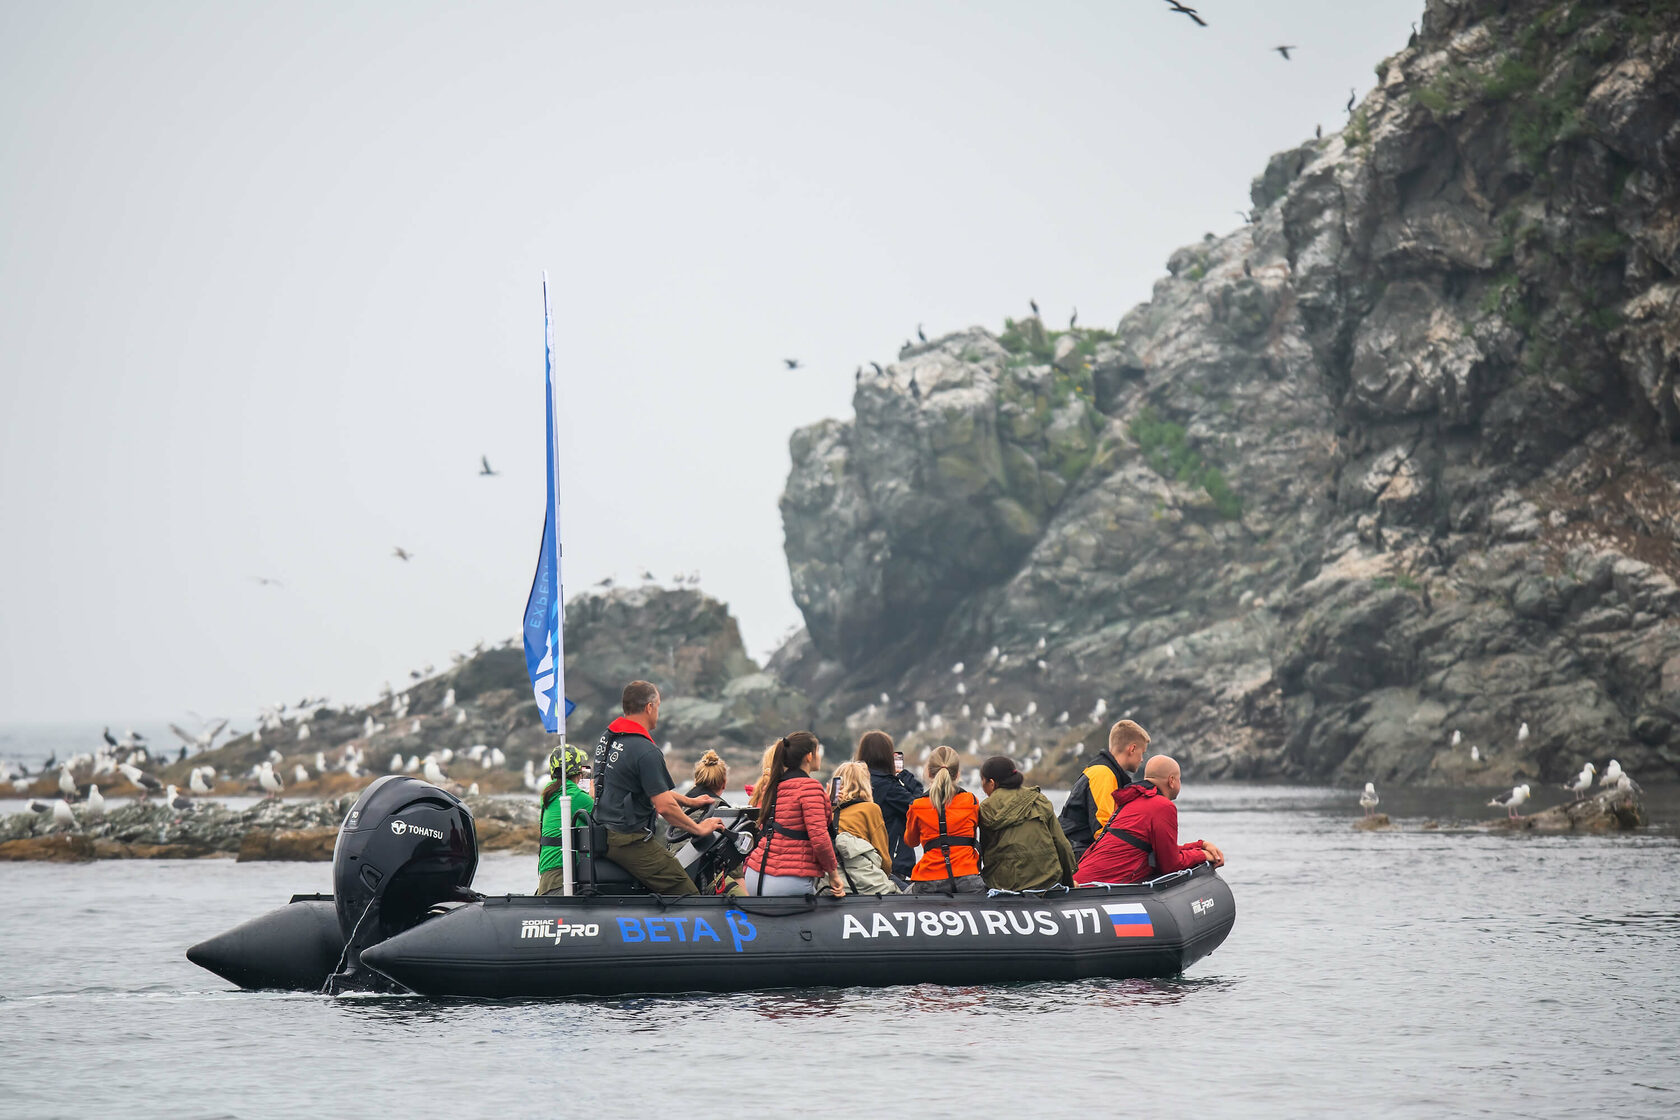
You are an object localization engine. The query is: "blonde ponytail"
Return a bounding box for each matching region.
[926,745,960,811]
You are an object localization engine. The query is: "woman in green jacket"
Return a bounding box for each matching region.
[537,743,595,896]
[977,755,1076,892]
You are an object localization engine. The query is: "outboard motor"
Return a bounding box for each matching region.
[324,775,478,993]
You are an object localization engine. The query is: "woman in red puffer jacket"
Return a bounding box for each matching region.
[744,732,845,897]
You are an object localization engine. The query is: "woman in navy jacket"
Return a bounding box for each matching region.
[856,730,924,878]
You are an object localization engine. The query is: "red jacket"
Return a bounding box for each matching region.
[1074,783,1207,885]
[745,773,837,878]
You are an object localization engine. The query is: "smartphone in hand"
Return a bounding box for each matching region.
[893,751,904,774]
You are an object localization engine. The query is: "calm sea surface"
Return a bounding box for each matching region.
[2,783,1677,1119]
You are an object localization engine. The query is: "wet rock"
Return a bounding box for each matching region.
[1352,813,1393,831]
[237,828,338,862]
[1493,786,1648,833]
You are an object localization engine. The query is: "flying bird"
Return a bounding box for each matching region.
[392,547,413,562]
[1359,782,1379,816]
[1274,45,1296,60]
[479,454,499,477]
[1162,0,1207,27]
[252,576,283,587]
[783,358,801,370]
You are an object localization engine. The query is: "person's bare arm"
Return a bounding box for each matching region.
[651,790,722,836]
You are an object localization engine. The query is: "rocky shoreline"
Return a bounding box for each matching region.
[0,796,542,863]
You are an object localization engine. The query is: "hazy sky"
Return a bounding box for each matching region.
[0,0,1421,724]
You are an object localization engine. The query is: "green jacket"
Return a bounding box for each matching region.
[978,785,1076,892]
[538,779,595,874]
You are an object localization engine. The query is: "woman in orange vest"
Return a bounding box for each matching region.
[903,745,984,894]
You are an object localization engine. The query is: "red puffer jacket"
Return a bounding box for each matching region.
[745,772,838,877]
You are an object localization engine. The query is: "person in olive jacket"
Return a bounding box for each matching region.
[977,755,1076,892]
[856,730,924,878]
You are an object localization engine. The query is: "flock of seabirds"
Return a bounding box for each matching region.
[1,663,1646,836]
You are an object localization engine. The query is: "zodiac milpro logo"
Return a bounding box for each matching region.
[615,909,758,952]
[521,919,600,944]
[390,820,445,841]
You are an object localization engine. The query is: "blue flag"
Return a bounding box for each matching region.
[523,275,572,734]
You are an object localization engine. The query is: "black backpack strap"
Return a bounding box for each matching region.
[1101,820,1157,869]
[935,802,957,895]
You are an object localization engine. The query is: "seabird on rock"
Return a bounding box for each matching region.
[58,767,76,798]
[1315,123,1323,140]
[1517,722,1530,743]
[1345,88,1356,114]
[1069,307,1078,329]
[118,763,162,799]
[1056,711,1069,725]
[951,662,964,675]
[454,709,467,725]
[297,723,311,741]
[880,692,891,705]
[267,749,282,764]
[490,748,506,767]
[1600,759,1624,786]
[53,800,75,829]
[166,784,193,813]
[27,799,50,814]
[86,785,105,816]
[293,764,309,785]
[1470,745,1481,763]
[917,323,927,343]
[258,761,284,799]
[1450,729,1462,747]
[1359,782,1379,817]
[424,759,447,785]
[390,753,404,773]
[102,727,119,748]
[479,455,499,477]
[189,768,213,795]
[1489,783,1531,819]
[467,782,479,797]
[870,361,884,377]
[315,751,327,772]
[1162,0,1207,27]
[1024,701,1038,719]
[406,755,421,773]
[1029,298,1039,316]
[1565,763,1595,800]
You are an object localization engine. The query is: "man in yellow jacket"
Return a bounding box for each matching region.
[1057,719,1149,858]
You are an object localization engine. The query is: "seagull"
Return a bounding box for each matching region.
[58,766,76,798]
[1029,298,1039,316]
[118,763,162,799]
[423,758,446,784]
[258,761,284,799]
[1069,307,1078,329]
[1565,763,1595,800]
[1470,745,1481,763]
[1359,782,1379,816]
[252,576,283,588]
[1162,0,1207,27]
[479,455,499,477]
[1450,729,1462,748]
[1056,711,1069,725]
[166,784,193,814]
[1600,760,1624,786]
[951,661,964,675]
[1489,783,1531,819]
[1274,45,1296,60]
[1517,722,1530,743]
[783,358,801,370]
[293,764,309,785]
[406,755,421,773]
[27,799,51,815]
[1315,123,1323,140]
[1345,88,1356,114]
[390,752,404,772]
[86,785,105,816]
[189,767,213,795]
[1090,698,1108,723]
[102,727,119,748]
[392,547,413,562]
[453,709,467,725]
[53,800,75,830]
[467,782,479,797]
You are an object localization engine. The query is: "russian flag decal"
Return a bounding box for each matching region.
[1102,902,1154,938]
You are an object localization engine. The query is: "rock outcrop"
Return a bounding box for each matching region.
[775,0,1680,787]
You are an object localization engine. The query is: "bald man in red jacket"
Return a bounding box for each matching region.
[1074,756,1225,885]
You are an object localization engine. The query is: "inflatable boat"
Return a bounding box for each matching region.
[188,776,1236,998]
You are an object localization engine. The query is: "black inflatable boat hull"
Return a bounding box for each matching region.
[189,866,1233,998]
[365,865,1233,998]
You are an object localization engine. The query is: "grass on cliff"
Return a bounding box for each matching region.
[1129,407,1242,520]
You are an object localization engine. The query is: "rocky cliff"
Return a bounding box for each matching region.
[776,0,1680,787]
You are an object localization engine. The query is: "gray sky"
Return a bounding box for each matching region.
[0,0,1420,724]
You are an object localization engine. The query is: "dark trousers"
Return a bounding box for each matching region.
[607,829,698,896]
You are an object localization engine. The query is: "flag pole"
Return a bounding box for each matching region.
[543,273,574,898]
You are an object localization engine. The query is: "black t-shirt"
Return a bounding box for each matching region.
[593,728,675,834]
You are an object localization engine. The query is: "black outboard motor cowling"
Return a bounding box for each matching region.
[325,775,478,993]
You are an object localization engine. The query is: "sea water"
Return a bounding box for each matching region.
[1,784,1676,1119]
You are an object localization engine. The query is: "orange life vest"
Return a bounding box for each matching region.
[904,791,981,884]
